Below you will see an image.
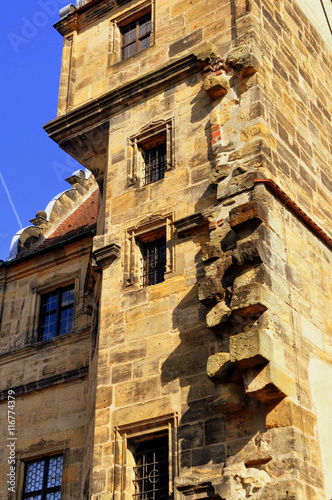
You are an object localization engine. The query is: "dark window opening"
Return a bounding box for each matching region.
[142,140,167,185]
[121,12,151,59]
[22,455,63,500]
[130,434,168,500]
[38,285,74,341]
[140,236,166,286]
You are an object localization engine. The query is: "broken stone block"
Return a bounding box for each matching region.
[226,45,260,77]
[216,463,270,499]
[225,432,272,467]
[216,171,258,202]
[242,363,295,402]
[232,239,265,266]
[230,282,270,318]
[229,328,284,369]
[214,382,246,412]
[206,353,231,382]
[204,74,230,99]
[206,302,232,328]
[209,161,232,184]
[200,242,223,261]
[197,277,225,305]
[229,201,267,230]
[204,256,232,279]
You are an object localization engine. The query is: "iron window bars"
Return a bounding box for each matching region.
[142,142,167,185]
[128,119,174,187]
[22,455,63,500]
[38,285,74,341]
[141,236,166,286]
[131,435,169,500]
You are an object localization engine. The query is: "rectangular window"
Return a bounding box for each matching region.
[129,434,168,500]
[141,236,166,286]
[141,138,167,185]
[128,119,174,188]
[125,215,174,288]
[113,414,177,500]
[121,11,151,59]
[22,455,63,500]
[38,285,74,341]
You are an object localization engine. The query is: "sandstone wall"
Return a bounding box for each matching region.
[0,238,94,499]
[42,0,332,498]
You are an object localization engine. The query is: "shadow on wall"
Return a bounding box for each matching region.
[160,244,264,481]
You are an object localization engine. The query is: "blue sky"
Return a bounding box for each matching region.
[0,1,82,260]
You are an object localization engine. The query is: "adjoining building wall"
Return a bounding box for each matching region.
[0,235,94,500]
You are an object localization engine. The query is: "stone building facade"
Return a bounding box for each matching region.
[1,0,332,499]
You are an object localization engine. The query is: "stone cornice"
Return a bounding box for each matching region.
[44,53,203,145]
[0,366,89,401]
[0,330,90,366]
[55,0,119,36]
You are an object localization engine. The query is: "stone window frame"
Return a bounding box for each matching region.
[127,118,175,188]
[21,455,64,499]
[113,414,178,500]
[14,445,69,500]
[124,214,175,287]
[108,0,155,67]
[28,274,80,345]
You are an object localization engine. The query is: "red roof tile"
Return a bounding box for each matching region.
[38,189,98,249]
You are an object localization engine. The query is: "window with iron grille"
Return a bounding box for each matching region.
[128,119,174,188]
[125,215,174,287]
[129,434,169,500]
[140,236,166,286]
[121,12,151,59]
[22,455,63,500]
[38,285,74,341]
[142,141,167,185]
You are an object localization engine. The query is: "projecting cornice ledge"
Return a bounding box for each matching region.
[43,51,206,185]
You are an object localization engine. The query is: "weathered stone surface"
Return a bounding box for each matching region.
[201,241,223,261]
[216,171,258,201]
[225,432,273,467]
[243,363,295,402]
[214,382,246,412]
[197,276,225,305]
[215,463,270,499]
[266,398,317,435]
[260,479,305,499]
[204,74,230,99]
[204,256,232,278]
[229,328,284,368]
[232,241,264,267]
[207,352,232,382]
[226,44,261,76]
[229,201,267,229]
[230,283,270,317]
[206,302,232,328]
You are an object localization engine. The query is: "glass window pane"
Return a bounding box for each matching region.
[140,35,150,50]
[59,308,73,335]
[61,287,74,307]
[123,42,137,59]
[41,291,58,314]
[122,22,136,44]
[139,14,151,34]
[40,313,57,340]
[46,494,61,500]
[24,460,45,493]
[47,456,64,488]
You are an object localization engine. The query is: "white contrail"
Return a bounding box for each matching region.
[0,171,23,229]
